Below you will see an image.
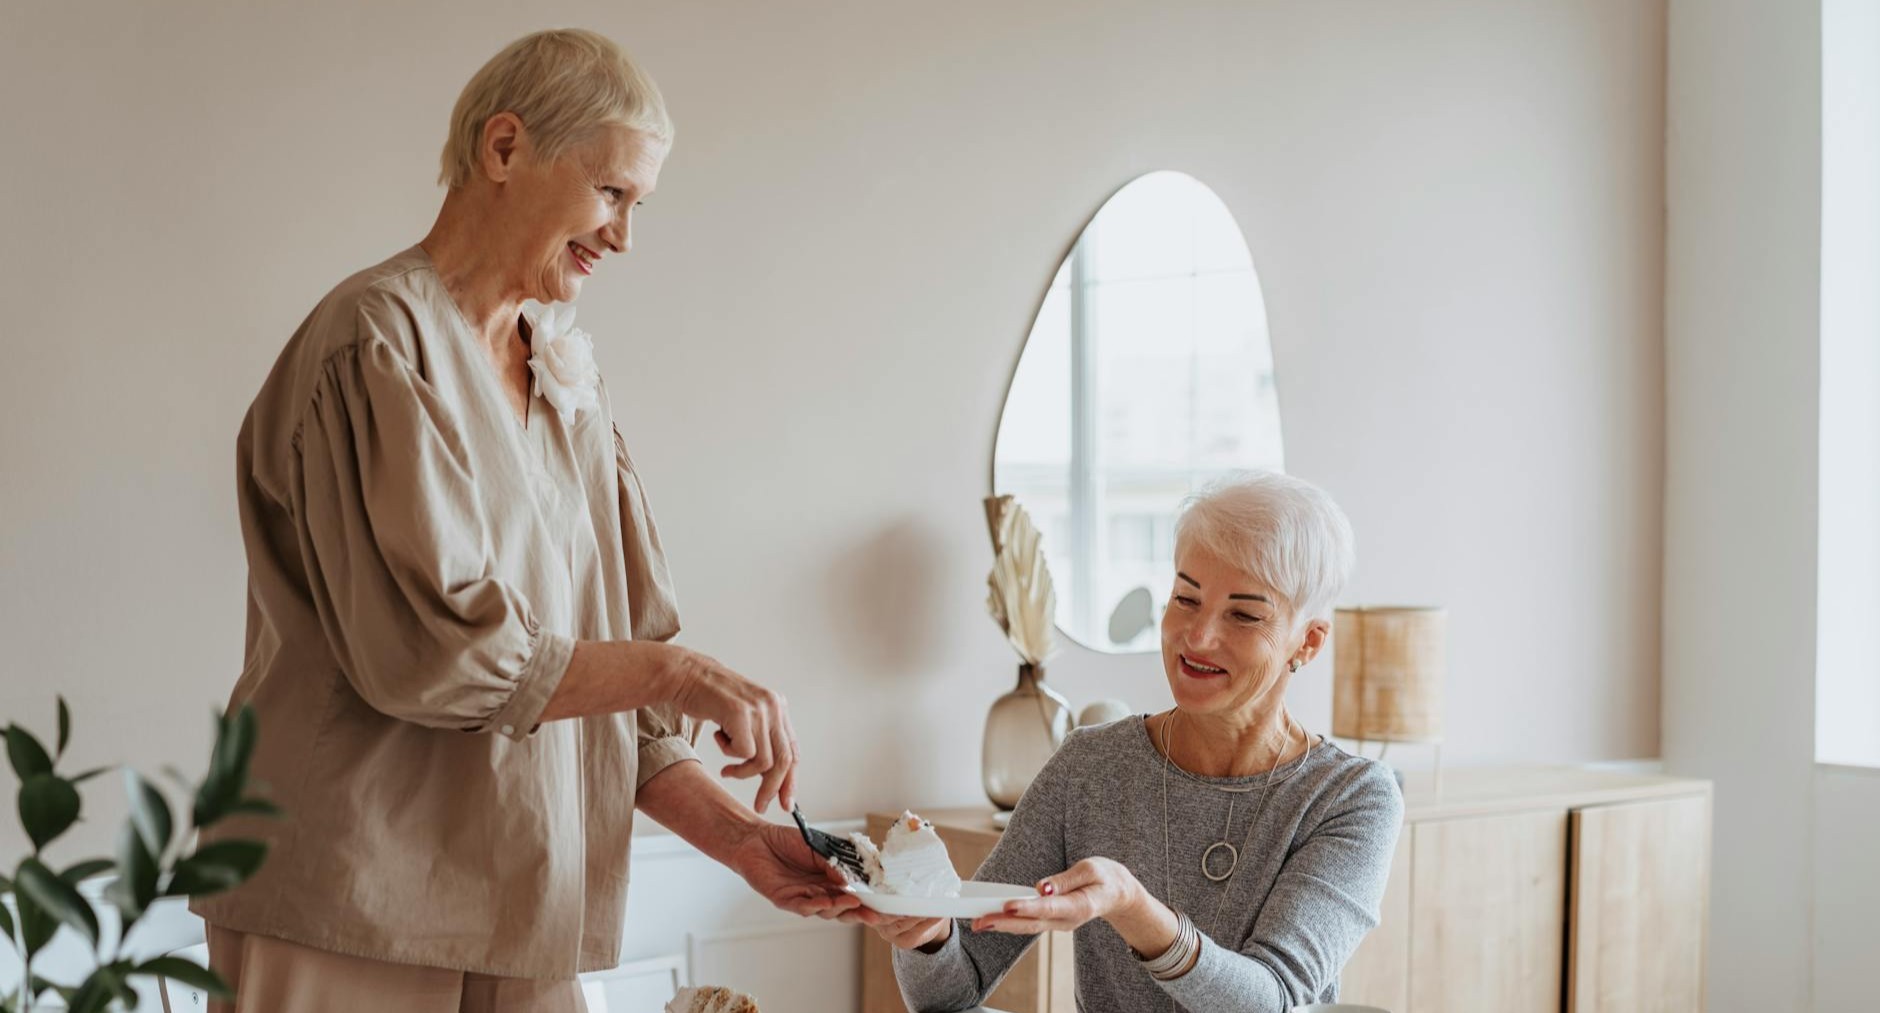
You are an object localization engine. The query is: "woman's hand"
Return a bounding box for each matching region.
[970,858,1145,936]
[666,648,799,813]
[730,821,867,922]
[870,916,952,951]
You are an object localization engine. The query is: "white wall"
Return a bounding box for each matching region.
[1663,1,1822,1009]
[1,0,1666,898]
[1812,765,1880,1013]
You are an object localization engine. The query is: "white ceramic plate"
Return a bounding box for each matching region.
[850,881,1037,919]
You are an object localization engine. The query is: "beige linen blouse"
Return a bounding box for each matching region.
[190,246,697,979]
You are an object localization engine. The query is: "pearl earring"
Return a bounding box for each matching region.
[1288,659,1302,672]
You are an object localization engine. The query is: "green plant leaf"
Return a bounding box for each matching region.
[56,696,70,761]
[59,858,114,886]
[135,956,231,997]
[15,857,98,947]
[192,781,224,827]
[226,797,283,818]
[226,706,257,784]
[19,773,81,850]
[27,976,75,1005]
[68,765,109,785]
[166,839,267,897]
[110,820,158,921]
[190,705,260,829]
[66,963,124,1013]
[13,873,56,958]
[194,711,235,826]
[0,897,13,945]
[124,769,173,858]
[4,725,53,780]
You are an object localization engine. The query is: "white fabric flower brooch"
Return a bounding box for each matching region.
[522,300,601,427]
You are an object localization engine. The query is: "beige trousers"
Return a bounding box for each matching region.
[205,925,588,1013]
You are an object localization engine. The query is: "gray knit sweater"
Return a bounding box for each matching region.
[892,716,1403,1012]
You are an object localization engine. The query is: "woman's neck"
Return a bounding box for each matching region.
[420,190,525,356]
[1163,706,1302,778]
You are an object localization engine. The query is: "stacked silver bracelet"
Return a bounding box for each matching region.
[1138,910,1200,981]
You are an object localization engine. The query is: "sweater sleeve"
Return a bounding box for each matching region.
[891,730,1088,1011]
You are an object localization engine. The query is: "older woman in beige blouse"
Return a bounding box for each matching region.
[189,30,859,1012]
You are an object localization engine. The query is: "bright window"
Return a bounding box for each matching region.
[1817,0,1880,767]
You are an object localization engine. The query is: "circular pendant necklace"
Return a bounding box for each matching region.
[1198,787,1254,882]
[1160,708,1316,937]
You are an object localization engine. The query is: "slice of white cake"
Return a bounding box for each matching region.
[666,985,758,1013]
[846,829,885,886]
[873,810,962,898]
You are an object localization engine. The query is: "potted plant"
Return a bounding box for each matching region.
[2,699,276,1012]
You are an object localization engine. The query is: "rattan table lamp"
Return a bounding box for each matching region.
[1332,606,1446,790]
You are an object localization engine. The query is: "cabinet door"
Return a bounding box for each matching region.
[1340,830,1411,1010]
[859,815,1072,1013]
[1409,810,1569,1013]
[1568,794,1710,1013]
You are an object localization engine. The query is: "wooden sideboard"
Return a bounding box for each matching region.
[860,766,1711,1013]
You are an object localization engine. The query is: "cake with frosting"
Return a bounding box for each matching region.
[847,810,962,898]
[665,985,758,1013]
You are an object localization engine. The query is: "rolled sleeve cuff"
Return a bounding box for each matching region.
[488,628,576,743]
[635,735,700,790]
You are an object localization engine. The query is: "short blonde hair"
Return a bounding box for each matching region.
[1175,471,1356,627]
[439,28,672,189]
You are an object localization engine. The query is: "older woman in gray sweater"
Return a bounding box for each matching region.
[873,472,1403,1012]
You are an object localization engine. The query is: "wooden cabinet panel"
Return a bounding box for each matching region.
[1340,830,1412,1010]
[1568,794,1711,1013]
[859,812,1072,1013]
[1409,810,1569,1013]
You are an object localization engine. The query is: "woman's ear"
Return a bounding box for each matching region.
[478,112,526,183]
[1295,618,1332,668]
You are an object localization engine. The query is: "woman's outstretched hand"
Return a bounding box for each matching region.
[667,648,799,813]
[970,857,1145,936]
[731,821,868,922]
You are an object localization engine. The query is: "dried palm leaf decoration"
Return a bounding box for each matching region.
[984,495,1057,666]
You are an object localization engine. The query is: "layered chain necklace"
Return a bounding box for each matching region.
[1159,708,1316,939]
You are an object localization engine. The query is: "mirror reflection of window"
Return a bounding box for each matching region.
[994,172,1283,654]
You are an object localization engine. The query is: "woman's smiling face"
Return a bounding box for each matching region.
[1159,542,1301,719]
[502,120,666,305]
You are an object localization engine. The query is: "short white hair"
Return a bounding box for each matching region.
[1174,471,1356,626]
[440,28,672,189]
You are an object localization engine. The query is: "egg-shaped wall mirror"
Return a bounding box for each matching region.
[992,171,1283,654]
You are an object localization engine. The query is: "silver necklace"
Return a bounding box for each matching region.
[1159,709,1315,938]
